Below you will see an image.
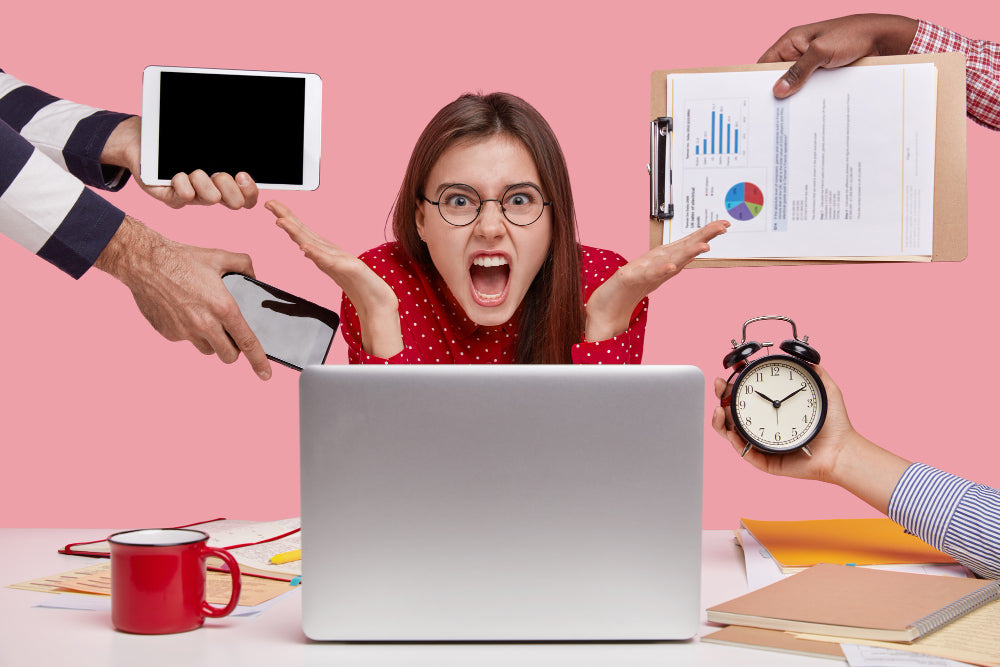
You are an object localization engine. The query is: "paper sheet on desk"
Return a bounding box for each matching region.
[206,518,302,577]
[797,600,1000,667]
[10,562,294,607]
[841,643,968,667]
[32,593,287,618]
[736,530,970,591]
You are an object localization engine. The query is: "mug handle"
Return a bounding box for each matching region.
[200,546,242,618]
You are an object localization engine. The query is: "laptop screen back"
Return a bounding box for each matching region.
[300,365,704,641]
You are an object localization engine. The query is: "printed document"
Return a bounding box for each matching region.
[663,64,937,259]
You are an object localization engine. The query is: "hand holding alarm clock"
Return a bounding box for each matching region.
[718,316,827,457]
[711,318,922,525]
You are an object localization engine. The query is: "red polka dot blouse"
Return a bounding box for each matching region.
[341,242,647,364]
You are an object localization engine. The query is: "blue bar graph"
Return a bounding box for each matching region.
[684,98,747,167]
[711,111,715,153]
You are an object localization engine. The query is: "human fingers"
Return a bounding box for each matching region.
[166,172,197,208]
[663,220,729,268]
[713,376,728,401]
[222,249,256,280]
[268,200,329,250]
[203,319,242,365]
[220,307,272,380]
[264,199,301,223]
[236,173,259,209]
[188,169,223,206]
[773,45,833,98]
[758,26,810,64]
[211,173,249,210]
[191,336,216,356]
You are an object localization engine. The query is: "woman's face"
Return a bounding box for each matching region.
[416,134,553,327]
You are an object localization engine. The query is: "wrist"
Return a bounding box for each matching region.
[584,279,638,342]
[100,116,141,171]
[94,215,165,287]
[874,14,920,55]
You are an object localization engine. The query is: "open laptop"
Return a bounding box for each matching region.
[299,365,704,641]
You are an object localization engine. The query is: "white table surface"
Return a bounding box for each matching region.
[0,529,834,666]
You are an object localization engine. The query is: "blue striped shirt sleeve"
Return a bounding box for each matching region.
[888,463,1000,579]
[0,69,133,191]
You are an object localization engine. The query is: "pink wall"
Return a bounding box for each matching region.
[2,0,997,528]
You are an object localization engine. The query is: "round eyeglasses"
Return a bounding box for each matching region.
[421,183,552,227]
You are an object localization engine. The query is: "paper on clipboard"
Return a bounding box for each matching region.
[649,52,968,265]
[662,64,936,259]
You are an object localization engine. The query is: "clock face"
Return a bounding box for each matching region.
[731,355,827,453]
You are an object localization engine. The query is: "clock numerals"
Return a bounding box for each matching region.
[732,356,827,452]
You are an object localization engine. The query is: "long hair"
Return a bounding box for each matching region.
[392,92,584,363]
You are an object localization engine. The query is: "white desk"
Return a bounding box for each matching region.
[0,529,832,666]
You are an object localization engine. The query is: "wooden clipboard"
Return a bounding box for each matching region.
[649,53,968,265]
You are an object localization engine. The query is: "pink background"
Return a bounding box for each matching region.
[2,1,997,528]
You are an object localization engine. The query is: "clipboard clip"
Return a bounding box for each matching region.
[648,117,673,220]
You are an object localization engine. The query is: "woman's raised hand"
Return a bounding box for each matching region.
[267,200,404,358]
[584,220,729,342]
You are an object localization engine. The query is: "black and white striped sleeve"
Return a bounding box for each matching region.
[888,463,1000,579]
[0,70,133,190]
[0,70,133,278]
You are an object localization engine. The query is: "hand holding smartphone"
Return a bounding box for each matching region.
[222,273,338,371]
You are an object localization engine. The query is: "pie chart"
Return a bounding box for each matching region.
[725,182,764,221]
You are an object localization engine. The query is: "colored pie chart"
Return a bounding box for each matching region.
[725,182,764,221]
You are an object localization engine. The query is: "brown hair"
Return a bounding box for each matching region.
[392,92,584,363]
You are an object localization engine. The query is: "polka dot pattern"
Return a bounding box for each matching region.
[340,243,647,365]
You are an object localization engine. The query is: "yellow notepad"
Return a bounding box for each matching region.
[740,517,957,572]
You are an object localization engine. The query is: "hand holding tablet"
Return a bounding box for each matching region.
[140,66,323,191]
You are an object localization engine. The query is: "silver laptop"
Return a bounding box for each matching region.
[300,365,703,641]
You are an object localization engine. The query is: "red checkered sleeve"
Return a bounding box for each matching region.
[909,20,1000,131]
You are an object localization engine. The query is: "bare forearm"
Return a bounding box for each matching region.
[865,14,920,55]
[356,302,405,359]
[94,214,162,284]
[825,432,912,514]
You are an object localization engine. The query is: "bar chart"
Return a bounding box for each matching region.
[684,98,749,168]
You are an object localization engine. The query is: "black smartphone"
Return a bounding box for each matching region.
[222,273,339,371]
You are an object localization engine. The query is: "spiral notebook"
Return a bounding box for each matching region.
[706,562,1000,643]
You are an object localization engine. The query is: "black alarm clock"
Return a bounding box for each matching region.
[722,316,827,456]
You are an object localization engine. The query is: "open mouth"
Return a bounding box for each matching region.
[469,254,511,306]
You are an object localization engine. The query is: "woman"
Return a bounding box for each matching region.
[266,92,727,363]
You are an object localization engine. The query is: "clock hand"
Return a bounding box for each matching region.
[754,391,778,404]
[777,386,806,404]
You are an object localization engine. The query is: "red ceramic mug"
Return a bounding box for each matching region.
[108,528,242,634]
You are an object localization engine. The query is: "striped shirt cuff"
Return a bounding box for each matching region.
[888,462,973,551]
[909,19,1000,131]
[64,109,135,191]
[889,462,1000,579]
[0,71,133,190]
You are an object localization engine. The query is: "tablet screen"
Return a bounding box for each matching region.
[157,71,306,185]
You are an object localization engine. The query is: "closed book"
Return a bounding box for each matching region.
[740,517,956,572]
[701,626,845,661]
[706,563,1000,643]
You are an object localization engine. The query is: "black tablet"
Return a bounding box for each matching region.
[141,66,322,190]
